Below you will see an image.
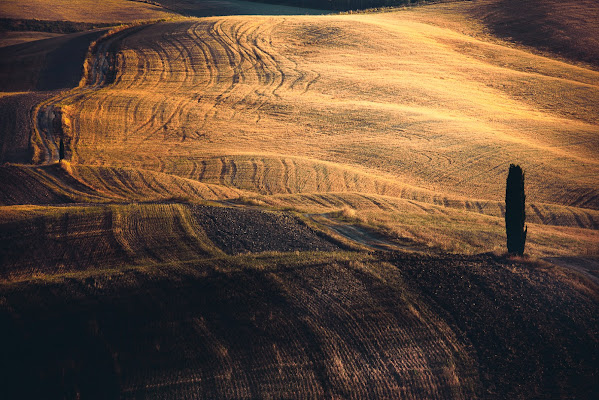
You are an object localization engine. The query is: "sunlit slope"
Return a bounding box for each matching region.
[46,14,599,211]
[2,161,597,257]
[0,0,174,23]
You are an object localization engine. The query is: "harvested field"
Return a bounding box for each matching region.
[252,192,599,257]
[0,203,217,278]
[0,202,344,278]
[0,164,243,205]
[1,253,597,398]
[16,8,596,255]
[0,0,174,23]
[42,15,598,208]
[1,1,598,398]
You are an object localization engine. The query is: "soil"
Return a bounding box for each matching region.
[191,205,341,254]
[0,92,57,163]
[393,252,599,399]
[1,252,596,399]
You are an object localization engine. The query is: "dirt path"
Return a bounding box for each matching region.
[305,213,427,253]
[220,200,423,252]
[544,256,599,284]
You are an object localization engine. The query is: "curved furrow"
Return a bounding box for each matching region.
[252,23,293,97]
[221,20,279,117]
[188,23,220,131]
[209,20,246,108]
[196,18,305,119]
[26,15,599,218]
[28,24,161,164]
[192,152,598,230]
[128,30,195,141]
[75,26,160,148]
[254,158,267,194]
[110,204,217,265]
[268,263,473,399]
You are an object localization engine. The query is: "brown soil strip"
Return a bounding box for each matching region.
[191,205,341,254]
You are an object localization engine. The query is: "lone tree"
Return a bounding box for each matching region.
[505,164,527,255]
[59,138,65,161]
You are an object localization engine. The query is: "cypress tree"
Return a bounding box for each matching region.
[505,164,527,255]
[59,138,65,161]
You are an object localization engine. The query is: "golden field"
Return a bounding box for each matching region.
[1,1,598,399]
[5,4,595,257]
[0,0,174,23]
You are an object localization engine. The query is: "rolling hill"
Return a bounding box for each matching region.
[7,8,595,256]
[465,0,599,67]
[1,0,598,398]
[0,0,174,23]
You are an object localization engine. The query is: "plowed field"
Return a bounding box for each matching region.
[15,7,597,257]
[1,1,598,399]
[1,253,597,399]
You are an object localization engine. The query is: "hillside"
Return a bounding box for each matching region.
[0,0,174,23]
[34,15,599,205]
[466,0,599,68]
[1,0,598,398]
[5,9,595,256]
[2,252,597,399]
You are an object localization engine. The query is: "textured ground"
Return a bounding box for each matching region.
[0,0,174,23]
[1,1,598,399]
[465,0,599,67]
[1,253,597,399]
[9,8,596,256]
[0,202,344,279]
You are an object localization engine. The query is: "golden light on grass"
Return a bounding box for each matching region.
[1,3,598,398]
[11,6,594,257]
[0,0,174,23]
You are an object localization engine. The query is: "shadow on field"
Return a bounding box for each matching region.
[1,253,597,399]
[0,29,107,91]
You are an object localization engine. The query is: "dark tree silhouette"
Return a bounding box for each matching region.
[505,164,527,255]
[59,138,65,161]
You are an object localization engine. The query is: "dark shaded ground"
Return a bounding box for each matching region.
[0,18,114,34]
[393,253,599,399]
[0,202,343,278]
[0,92,57,163]
[469,0,599,68]
[0,28,106,91]
[0,164,103,205]
[150,0,325,17]
[192,205,341,254]
[0,253,597,399]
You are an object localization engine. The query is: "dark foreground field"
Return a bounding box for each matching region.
[1,251,597,399]
[1,1,598,399]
